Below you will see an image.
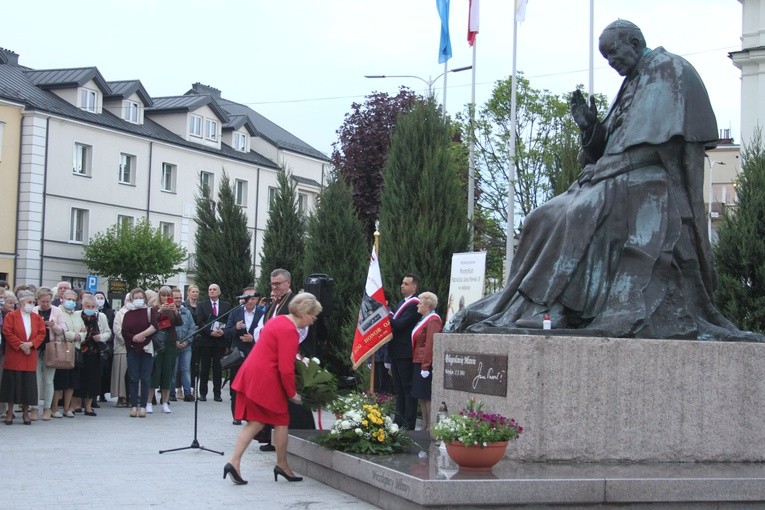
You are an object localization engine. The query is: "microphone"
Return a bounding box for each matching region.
[236,293,260,300]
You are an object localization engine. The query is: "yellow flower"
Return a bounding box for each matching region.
[362,420,368,426]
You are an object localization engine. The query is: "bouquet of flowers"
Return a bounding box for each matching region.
[433,397,524,447]
[294,356,337,410]
[327,391,395,417]
[318,401,413,455]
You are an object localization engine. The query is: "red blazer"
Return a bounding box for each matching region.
[232,315,297,415]
[2,309,46,372]
[411,313,443,371]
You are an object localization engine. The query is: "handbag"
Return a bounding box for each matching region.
[220,347,245,370]
[44,341,75,369]
[98,341,112,361]
[151,329,167,354]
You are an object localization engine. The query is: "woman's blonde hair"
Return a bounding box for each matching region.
[288,292,323,317]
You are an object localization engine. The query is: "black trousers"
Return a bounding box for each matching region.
[390,357,417,430]
[198,343,225,397]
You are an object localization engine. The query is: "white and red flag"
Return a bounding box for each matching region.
[467,0,479,46]
[351,247,393,370]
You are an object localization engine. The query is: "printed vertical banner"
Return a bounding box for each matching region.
[351,247,393,370]
[444,251,487,330]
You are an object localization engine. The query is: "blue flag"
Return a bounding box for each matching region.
[436,0,452,63]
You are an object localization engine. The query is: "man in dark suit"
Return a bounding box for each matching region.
[387,274,422,430]
[224,287,263,425]
[257,268,316,450]
[195,283,231,402]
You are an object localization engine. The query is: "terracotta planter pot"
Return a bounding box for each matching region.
[444,440,509,471]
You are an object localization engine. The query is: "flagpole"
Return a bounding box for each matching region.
[504,17,519,282]
[588,0,594,96]
[467,40,477,249]
[369,227,381,394]
[442,61,448,116]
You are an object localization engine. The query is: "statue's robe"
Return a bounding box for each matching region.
[452,47,759,341]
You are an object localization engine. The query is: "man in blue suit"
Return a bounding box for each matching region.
[224,287,263,425]
[387,274,422,430]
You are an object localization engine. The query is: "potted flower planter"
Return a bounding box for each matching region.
[445,440,508,471]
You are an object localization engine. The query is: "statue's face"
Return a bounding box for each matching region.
[599,30,642,77]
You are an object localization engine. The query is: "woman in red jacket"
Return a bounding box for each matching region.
[224,292,321,485]
[1,290,46,424]
[411,292,442,432]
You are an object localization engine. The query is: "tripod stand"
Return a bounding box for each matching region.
[159,303,243,455]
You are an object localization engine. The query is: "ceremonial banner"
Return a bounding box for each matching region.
[351,247,393,370]
[467,0,479,46]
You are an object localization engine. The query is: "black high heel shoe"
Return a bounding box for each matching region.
[273,466,302,482]
[223,463,248,485]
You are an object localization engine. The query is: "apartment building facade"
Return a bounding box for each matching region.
[0,48,328,293]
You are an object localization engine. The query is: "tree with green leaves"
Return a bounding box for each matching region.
[713,133,765,334]
[193,172,254,304]
[83,217,187,289]
[331,88,419,241]
[258,167,306,295]
[379,98,470,316]
[302,172,368,376]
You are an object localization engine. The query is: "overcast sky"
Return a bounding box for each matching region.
[3,0,743,156]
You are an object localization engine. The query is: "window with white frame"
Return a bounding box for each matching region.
[119,153,136,184]
[70,208,89,243]
[159,221,175,240]
[205,119,218,141]
[161,163,177,192]
[234,132,247,152]
[200,171,214,198]
[268,186,277,209]
[189,114,202,137]
[297,192,309,216]
[80,88,97,112]
[124,101,139,123]
[73,143,92,176]
[117,214,135,232]
[235,179,248,206]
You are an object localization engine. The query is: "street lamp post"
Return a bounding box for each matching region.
[705,156,726,241]
[364,65,472,115]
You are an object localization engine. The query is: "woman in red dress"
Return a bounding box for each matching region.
[1,290,46,424]
[224,292,321,485]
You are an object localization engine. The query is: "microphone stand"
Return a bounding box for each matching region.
[159,302,244,456]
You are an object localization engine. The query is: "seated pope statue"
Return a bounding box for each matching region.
[448,20,762,341]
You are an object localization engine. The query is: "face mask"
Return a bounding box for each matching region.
[96,298,105,308]
[125,302,135,311]
[83,308,97,317]
[63,300,76,311]
[133,298,145,308]
[23,303,34,314]
[0,299,5,306]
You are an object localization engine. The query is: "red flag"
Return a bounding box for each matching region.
[351,247,393,370]
[468,0,479,46]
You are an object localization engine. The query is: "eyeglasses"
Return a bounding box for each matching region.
[270,280,287,287]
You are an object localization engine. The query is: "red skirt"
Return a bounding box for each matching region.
[234,391,289,426]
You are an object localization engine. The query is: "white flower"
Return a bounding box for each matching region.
[340,420,352,430]
[311,357,320,365]
[302,357,310,367]
[331,429,338,435]
[390,423,399,433]
[355,428,363,435]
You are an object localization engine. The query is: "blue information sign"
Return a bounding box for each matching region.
[86,275,98,293]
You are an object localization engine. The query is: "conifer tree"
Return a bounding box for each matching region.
[194,172,254,303]
[379,99,470,315]
[303,172,368,375]
[714,133,765,333]
[258,167,306,295]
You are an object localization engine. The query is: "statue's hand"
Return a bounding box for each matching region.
[570,90,597,132]
[577,164,595,186]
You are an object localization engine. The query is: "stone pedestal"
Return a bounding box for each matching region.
[433,334,765,462]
